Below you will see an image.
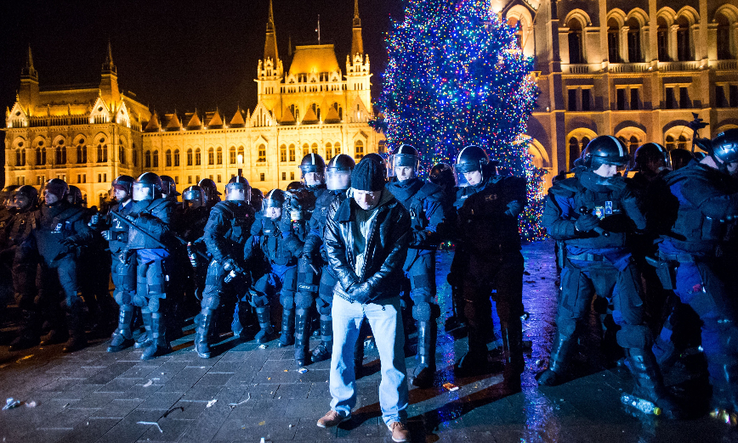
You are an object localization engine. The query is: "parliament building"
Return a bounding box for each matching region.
[5,0,738,202]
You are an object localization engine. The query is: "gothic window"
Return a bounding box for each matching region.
[16,149,25,166]
[657,17,669,61]
[325,143,332,160]
[144,150,151,168]
[311,143,318,155]
[507,17,523,48]
[280,145,287,162]
[258,144,266,162]
[665,135,675,151]
[187,149,193,166]
[310,103,320,121]
[354,140,364,160]
[335,142,341,155]
[677,16,691,61]
[229,147,236,164]
[289,144,296,162]
[119,146,125,165]
[677,135,688,151]
[152,150,159,168]
[217,147,223,165]
[717,13,733,60]
[97,142,107,163]
[77,142,87,164]
[568,19,584,64]
[302,143,309,158]
[568,137,580,170]
[195,148,201,166]
[208,148,214,165]
[626,18,642,62]
[165,149,172,167]
[607,18,620,63]
[133,150,138,167]
[174,149,180,167]
[238,146,245,162]
[56,143,66,165]
[36,147,46,165]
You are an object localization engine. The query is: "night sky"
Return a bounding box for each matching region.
[0,0,404,116]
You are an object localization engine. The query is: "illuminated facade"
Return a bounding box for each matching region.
[4,0,380,202]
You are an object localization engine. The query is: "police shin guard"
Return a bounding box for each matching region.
[107,305,135,353]
[278,308,295,347]
[455,321,490,377]
[141,312,171,360]
[501,326,524,392]
[9,310,41,352]
[194,309,215,359]
[311,318,333,363]
[294,309,310,366]
[135,312,152,349]
[537,332,573,387]
[254,307,275,344]
[626,347,684,419]
[412,320,437,388]
[63,305,87,353]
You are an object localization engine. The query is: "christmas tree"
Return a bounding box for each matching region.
[372,0,545,240]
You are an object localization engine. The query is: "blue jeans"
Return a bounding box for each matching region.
[329,295,408,427]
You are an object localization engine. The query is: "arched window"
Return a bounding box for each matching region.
[36,147,46,165]
[238,146,245,162]
[187,149,193,166]
[677,135,688,150]
[97,143,107,163]
[258,144,266,162]
[119,146,125,165]
[354,140,364,159]
[378,140,387,154]
[626,17,642,62]
[195,148,202,166]
[665,135,675,151]
[607,18,620,63]
[174,149,180,167]
[717,13,732,60]
[56,142,66,165]
[289,144,296,162]
[133,150,138,167]
[568,137,580,170]
[216,147,223,165]
[144,150,152,168]
[77,141,87,164]
[677,16,691,61]
[280,145,287,162]
[302,143,309,158]
[657,17,669,61]
[152,150,159,168]
[325,142,333,160]
[165,149,172,167]
[229,147,236,164]
[334,142,341,155]
[507,17,523,48]
[16,148,25,166]
[568,19,584,64]
[208,148,214,165]
[629,136,639,155]
[311,143,318,155]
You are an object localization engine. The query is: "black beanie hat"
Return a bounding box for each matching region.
[351,159,385,192]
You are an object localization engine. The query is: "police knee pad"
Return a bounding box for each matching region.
[114,289,133,306]
[200,291,221,311]
[295,291,313,310]
[616,325,653,350]
[280,292,295,309]
[412,302,432,322]
[249,289,269,308]
[132,293,148,308]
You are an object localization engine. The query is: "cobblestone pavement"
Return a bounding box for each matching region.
[0,241,736,442]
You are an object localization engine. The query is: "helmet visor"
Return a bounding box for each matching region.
[326,169,351,191]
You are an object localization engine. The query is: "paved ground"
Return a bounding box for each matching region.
[0,241,737,442]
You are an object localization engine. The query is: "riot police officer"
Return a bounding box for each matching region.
[179,185,210,303]
[540,136,681,417]
[195,177,255,358]
[656,130,738,420]
[7,186,40,351]
[297,154,355,366]
[103,175,138,352]
[244,189,303,347]
[385,145,447,388]
[161,175,180,203]
[452,146,527,390]
[19,179,93,352]
[199,178,222,211]
[124,172,175,360]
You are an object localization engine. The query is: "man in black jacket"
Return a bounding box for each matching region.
[316,159,412,443]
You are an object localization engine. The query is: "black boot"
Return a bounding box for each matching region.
[626,348,684,419]
[294,308,310,366]
[63,307,88,353]
[10,310,41,352]
[134,311,152,349]
[107,305,135,353]
[501,325,524,392]
[537,331,574,386]
[254,307,275,344]
[194,309,215,359]
[141,312,171,360]
[278,308,295,347]
[412,320,437,388]
[311,317,333,363]
[455,322,490,376]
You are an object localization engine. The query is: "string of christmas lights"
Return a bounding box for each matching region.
[372,0,546,240]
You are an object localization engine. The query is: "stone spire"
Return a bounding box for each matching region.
[21,45,38,80]
[102,40,117,75]
[264,0,279,63]
[351,0,364,57]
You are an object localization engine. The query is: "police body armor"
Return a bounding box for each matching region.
[387,178,444,249]
[127,198,173,250]
[7,210,38,248]
[305,190,347,264]
[107,202,133,254]
[35,202,88,262]
[203,200,254,261]
[251,215,298,266]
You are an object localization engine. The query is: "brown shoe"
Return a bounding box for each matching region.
[316,410,350,428]
[389,421,409,442]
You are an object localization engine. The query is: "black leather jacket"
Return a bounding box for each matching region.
[324,189,411,303]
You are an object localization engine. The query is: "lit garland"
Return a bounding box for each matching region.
[372,0,546,240]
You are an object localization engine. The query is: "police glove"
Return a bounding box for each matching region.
[59,238,77,248]
[222,257,239,273]
[575,213,600,233]
[505,200,524,217]
[101,230,112,241]
[349,282,373,304]
[413,230,429,244]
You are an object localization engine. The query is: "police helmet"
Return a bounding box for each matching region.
[582,136,630,169]
[286,181,304,193]
[634,142,671,173]
[391,144,420,174]
[251,188,265,211]
[670,148,693,171]
[134,172,163,200]
[711,129,738,165]
[455,145,495,173]
[359,153,388,181]
[198,178,222,199]
[299,153,326,175]
[44,178,69,200]
[263,189,286,209]
[225,176,251,202]
[182,185,205,204]
[160,175,180,197]
[112,175,134,195]
[429,163,455,189]
[326,154,355,191]
[67,185,84,206]
[13,185,38,210]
